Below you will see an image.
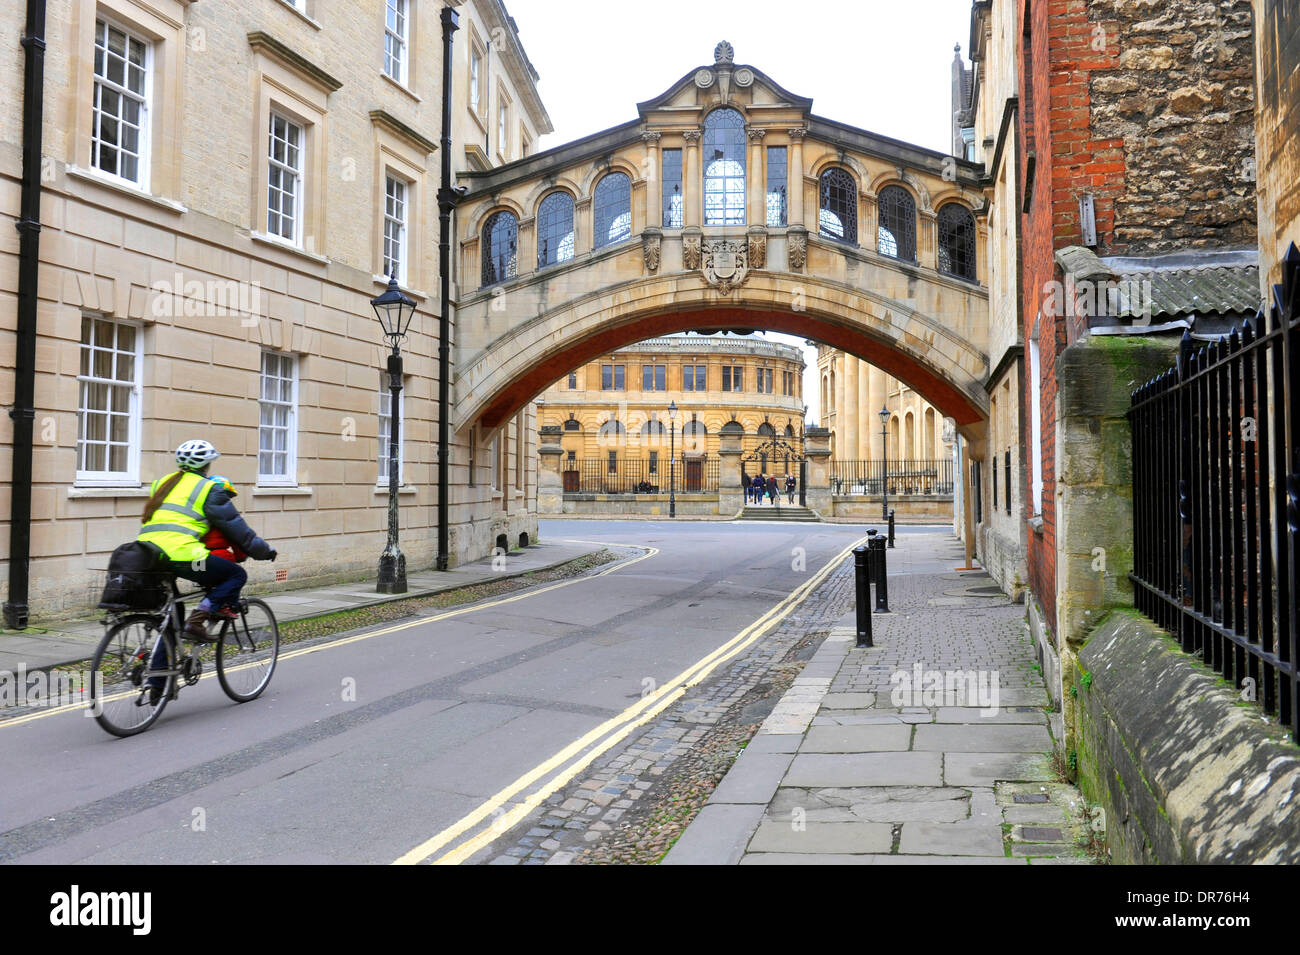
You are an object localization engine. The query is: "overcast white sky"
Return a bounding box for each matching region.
[503,0,975,422]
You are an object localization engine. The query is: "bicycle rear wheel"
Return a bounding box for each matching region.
[215,598,279,702]
[90,615,175,737]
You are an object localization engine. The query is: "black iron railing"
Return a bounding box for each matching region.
[1130,243,1300,742]
[828,460,954,496]
[563,456,719,494]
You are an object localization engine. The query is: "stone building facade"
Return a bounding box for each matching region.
[1254,0,1300,289]
[0,0,549,620]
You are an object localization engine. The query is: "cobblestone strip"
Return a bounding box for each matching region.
[481,555,858,865]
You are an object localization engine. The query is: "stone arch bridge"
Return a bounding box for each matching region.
[452,43,993,529]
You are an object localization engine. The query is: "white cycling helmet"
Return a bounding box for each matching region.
[176,439,220,472]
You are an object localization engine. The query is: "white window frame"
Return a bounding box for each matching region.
[383,174,408,284]
[490,433,501,492]
[384,0,409,86]
[91,17,152,190]
[469,46,482,115]
[377,372,405,486]
[496,87,510,161]
[267,111,304,246]
[258,351,299,486]
[76,314,142,486]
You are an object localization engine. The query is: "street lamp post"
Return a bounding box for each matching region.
[879,405,890,522]
[372,276,417,594]
[799,404,808,507]
[668,400,678,519]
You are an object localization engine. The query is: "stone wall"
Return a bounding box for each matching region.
[1053,334,1180,757]
[1076,610,1300,864]
[1254,0,1300,290]
[1087,0,1257,256]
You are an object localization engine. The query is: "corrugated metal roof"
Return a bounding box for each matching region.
[1110,263,1261,318]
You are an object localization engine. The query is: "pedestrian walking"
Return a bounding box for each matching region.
[785,472,796,503]
[751,473,765,505]
[766,473,778,505]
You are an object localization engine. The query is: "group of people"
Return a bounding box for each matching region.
[747,472,797,505]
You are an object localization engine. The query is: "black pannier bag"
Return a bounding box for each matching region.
[99,541,169,611]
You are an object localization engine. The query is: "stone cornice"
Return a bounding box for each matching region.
[247,31,342,93]
[370,110,438,155]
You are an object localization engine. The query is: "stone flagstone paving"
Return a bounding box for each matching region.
[665,533,1096,865]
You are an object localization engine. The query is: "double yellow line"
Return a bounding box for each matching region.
[392,534,866,866]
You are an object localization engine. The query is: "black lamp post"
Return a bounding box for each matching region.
[668,400,678,518]
[879,405,890,521]
[373,275,416,593]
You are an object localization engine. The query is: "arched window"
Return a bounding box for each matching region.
[598,418,625,445]
[937,202,976,280]
[757,421,776,437]
[481,210,518,287]
[818,168,857,244]
[641,419,667,445]
[563,415,581,432]
[703,108,746,226]
[785,424,795,438]
[537,192,575,269]
[682,418,707,454]
[593,172,632,248]
[905,411,915,460]
[877,185,916,261]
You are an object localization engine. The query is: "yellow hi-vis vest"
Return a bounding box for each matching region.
[137,471,215,562]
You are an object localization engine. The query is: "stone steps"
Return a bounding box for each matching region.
[736,504,820,522]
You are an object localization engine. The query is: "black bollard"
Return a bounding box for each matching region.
[873,536,890,613]
[888,509,895,548]
[854,545,872,647]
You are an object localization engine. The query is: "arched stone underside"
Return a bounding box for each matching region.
[458,272,989,435]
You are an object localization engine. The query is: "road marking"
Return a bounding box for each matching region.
[0,546,657,729]
[392,534,868,866]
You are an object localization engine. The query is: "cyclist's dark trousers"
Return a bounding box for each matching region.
[169,555,246,610]
[147,556,245,689]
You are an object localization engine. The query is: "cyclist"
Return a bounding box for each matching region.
[138,440,277,642]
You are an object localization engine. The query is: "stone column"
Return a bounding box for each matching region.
[843,355,859,461]
[804,426,832,518]
[574,197,592,256]
[832,354,846,459]
[718,426,744,517]
[518,216,536,278]
[746,127,766,227]
[537,425,564,515]
[867,363,886,464]
[919,209,938,270]
[642,131,662,229]
[682,129,701,228]
[787,126,806,228]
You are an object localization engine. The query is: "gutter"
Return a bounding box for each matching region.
[4,0,47,630]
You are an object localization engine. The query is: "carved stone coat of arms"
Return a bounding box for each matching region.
[702,238,749,294]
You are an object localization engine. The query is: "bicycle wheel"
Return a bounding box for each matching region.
[215,598,279,702]
[90,614,175,737]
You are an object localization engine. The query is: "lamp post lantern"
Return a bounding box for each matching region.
[668,400,678,518]
[373,275,416,593]
[879,405,890,521]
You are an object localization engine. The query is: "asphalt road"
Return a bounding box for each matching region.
[0,519,939,865]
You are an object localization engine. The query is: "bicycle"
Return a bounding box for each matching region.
[89,576,279,737]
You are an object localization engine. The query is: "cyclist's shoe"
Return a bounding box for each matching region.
[183,609,218,643]
[214,606,240,621]
[147,685,163,707]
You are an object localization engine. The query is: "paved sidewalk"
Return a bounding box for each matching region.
[0,539,606,673]
[664,533,1094,865]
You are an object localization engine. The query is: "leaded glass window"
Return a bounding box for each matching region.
[818,168,857,244]
[877,185,917,261]
[766,146,787,227]
[937,202,977,280]
[662,148,683,228]
[537,192,575,269]
[481,210,518,286]
[703,108,746,226]
[594,172,632,248]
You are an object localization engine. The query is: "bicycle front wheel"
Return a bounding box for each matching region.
[90,615,175,737]
[215,598,279,702]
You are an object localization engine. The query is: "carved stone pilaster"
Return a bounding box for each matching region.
[787,126,807,142]
[642,228,662,272]
[787,226,808,271]
[746,127,767,143]
[682,129,701,144]
[641,130,661,145]
[682,227,703,270]
[747,227,767,270]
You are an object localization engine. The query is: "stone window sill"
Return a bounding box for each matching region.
[65,165,188,214]
[380,72,421,102]
[374,484,418,495]
[252,485,314,497]
[68,485,150,499]
[250,231,330,266]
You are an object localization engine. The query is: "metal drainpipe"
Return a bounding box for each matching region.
[436,5,459,572]
[4,0,47,631]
